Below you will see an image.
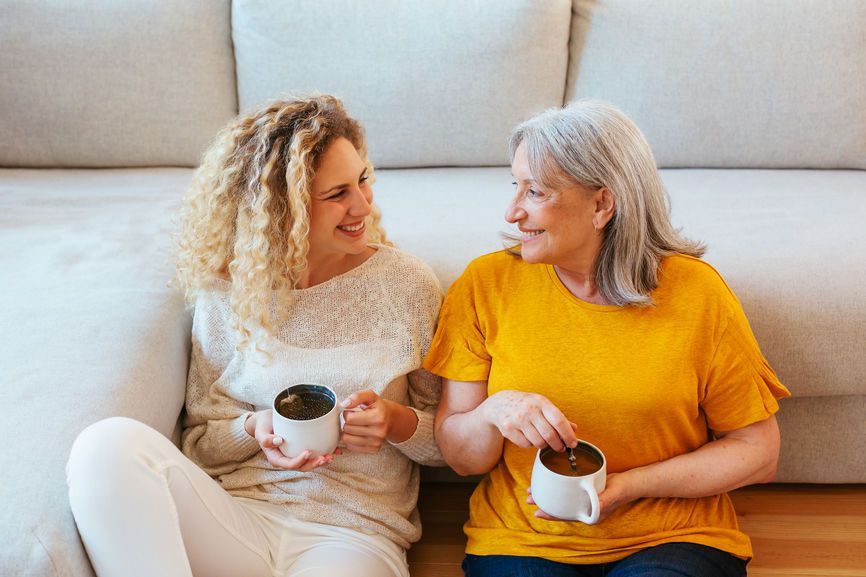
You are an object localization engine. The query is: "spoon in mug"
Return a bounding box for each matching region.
[566,447,578,473]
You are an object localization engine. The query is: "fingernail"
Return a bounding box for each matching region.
[273,437,283,445]
[340,399,350,407]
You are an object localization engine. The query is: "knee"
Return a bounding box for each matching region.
[66,416,160,487]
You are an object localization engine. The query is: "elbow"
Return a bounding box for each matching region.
[434,431,495,476]
[758,465,777,485]
[754,415,782,484]
[448,459,492,477]
[448,462,477,477]
[438,439,499,476]
[436,443,492,476]
[759,453,780,484]
[756,429,782,484]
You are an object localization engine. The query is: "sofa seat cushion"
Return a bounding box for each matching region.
[0,169,192,577]
[373,167,866,399]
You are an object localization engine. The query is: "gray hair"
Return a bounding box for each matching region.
[507,99,705,306]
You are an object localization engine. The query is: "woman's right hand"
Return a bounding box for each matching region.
[245,410,337,472]
[481,390,578,452]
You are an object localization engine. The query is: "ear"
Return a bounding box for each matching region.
[593,188,616,230]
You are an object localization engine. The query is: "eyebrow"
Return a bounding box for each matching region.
[317,167,368,196]
[510,173,537,184]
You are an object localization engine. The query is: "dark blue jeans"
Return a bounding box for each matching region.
[462,543,748,577]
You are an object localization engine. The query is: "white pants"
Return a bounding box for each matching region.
[66,417,409,577]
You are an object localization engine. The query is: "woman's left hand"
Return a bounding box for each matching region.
[526,472,635,524]
[340,390,417,454]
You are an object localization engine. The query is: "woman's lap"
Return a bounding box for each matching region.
[67,417,407,577]
[463,543,747,577]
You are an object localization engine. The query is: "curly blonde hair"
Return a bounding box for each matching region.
[174,95,390,348]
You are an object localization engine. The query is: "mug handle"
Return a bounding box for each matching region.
[575,477,601,524]
[338,403,368,430]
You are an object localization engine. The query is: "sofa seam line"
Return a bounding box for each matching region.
[31,527,62,577]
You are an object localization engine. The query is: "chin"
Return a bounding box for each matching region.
[345,237,369,253]
[519,245,545,264]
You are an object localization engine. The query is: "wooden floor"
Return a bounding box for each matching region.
[408,483,866,577]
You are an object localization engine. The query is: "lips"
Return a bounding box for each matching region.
[337,221,366,237]
[519,228,545,242]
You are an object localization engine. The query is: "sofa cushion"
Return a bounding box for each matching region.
[231,0,571,168]
[373,167,866,398]
[773,395,866,483]
[665,169,866,398]
[0,169,192,577]
[0,1,237,168]
[566,0,866,169]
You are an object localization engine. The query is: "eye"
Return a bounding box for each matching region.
[512,181,542,198]
[359,174,370,185]
[325,189,347,200]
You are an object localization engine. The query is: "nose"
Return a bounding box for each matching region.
[348,184,372,218]
[505,193,526,224]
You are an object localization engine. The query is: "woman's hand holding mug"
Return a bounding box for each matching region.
[481,390,578,451]
[340,390,418,453]
[245,409,337,471]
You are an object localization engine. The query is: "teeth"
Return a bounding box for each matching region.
[522,230,544,237]
[338,223,364,232]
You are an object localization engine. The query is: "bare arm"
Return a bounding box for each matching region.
[435,379,578,476]
[625,415,781,498]
[434,379,503,476]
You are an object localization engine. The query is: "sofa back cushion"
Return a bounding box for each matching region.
[566,0,866,169]
[0,0,238,168]
[232,0,572,168]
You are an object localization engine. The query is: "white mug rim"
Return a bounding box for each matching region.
[272,383,338,423]
[537,440,606,479]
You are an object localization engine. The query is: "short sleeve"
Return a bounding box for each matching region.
[422,266,492,382]
[700,301,792,432]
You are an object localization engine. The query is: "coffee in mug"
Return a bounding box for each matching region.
[540,446,603,477]
[275,387,335,420]
[271,384,340,458]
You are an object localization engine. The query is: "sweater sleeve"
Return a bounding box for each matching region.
[180,293,261,474]
[390,368,446,466]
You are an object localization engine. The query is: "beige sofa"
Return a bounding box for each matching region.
[2,1,865,575]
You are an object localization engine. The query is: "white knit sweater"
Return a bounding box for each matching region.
[180,245,444,548]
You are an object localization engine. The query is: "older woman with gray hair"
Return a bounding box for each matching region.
[423,100,790,577]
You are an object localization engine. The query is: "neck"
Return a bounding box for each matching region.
[554,262,608,305]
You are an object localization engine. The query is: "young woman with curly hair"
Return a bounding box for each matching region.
[66,95,443,577]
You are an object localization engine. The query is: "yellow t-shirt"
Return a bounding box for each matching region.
[422,250,790,564]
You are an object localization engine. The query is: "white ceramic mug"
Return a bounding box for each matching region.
[530,440,607,524]
[271,384,341,458]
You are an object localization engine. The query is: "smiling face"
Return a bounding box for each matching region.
[506,142,611,271]
[307,137,373,270]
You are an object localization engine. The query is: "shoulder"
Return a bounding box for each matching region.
[186,285,239,352]
[465,248,521,273]
[190,285,231,318]
[657,254,741,316]
[367,245,443,314]
[372,245,441,291]
[457,248,529,285]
